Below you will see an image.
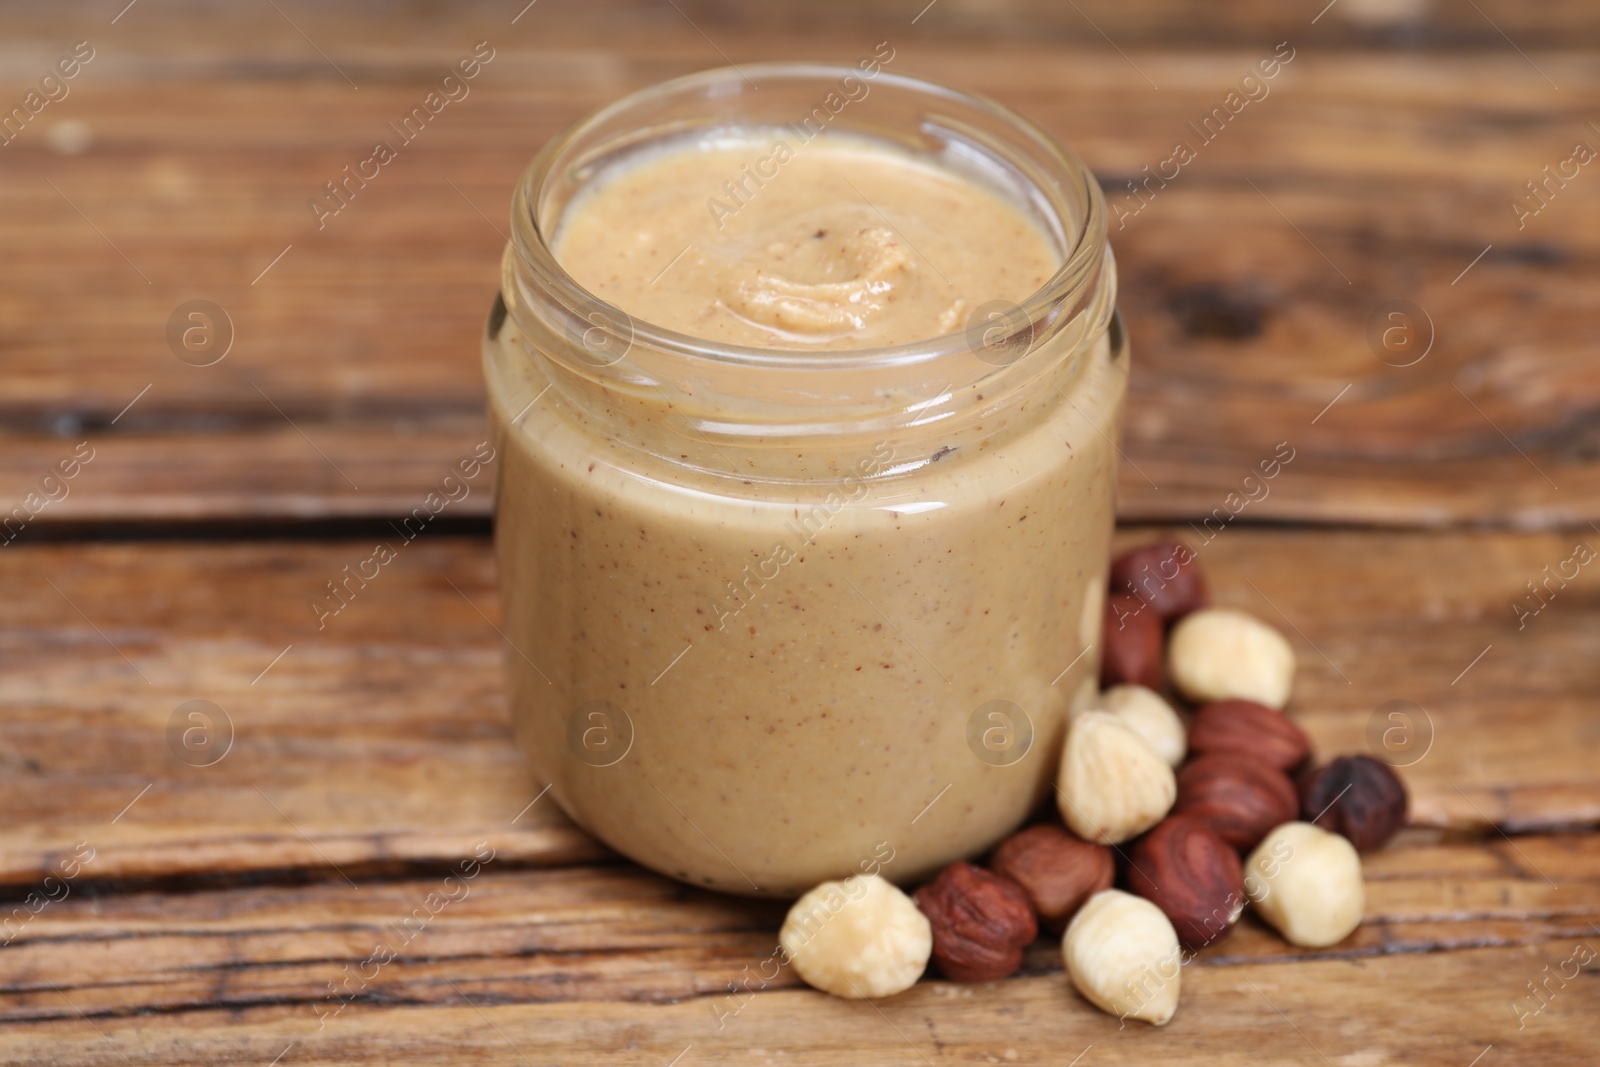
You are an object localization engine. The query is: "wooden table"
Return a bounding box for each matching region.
[3,2,1597,1063]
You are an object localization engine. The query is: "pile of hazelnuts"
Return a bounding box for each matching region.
[779,541,1410,1026]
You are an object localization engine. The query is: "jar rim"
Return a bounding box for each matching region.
[508,62,1110,372]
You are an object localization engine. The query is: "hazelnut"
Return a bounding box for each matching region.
[1168,608,1296,709]
[1299,755,1408,853]
[1094,684,1186,767]
[1124,815,1246,950]
[1057,711,1176,845]
[779,874,931,998]
[1188,699,1311,772]
[913,862,1038,982]
[1062,889,1181,1026]
[989,825,1114,933]
[1244,821,1365,948]
[1099,593,1163,690]
[1174,753,1298,851]
[1109,541,1208,622]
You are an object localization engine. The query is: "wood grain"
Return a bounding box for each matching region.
[0,536,597,890]
[0,421,489,527]
[1,527,1595,892]
[0,9,1596,527]
[3,938,1594,1064]
[6,0,1599,49]
[1,834,1593,1026]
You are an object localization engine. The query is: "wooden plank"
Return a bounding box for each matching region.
[655,0,1600,48]
[0,421,489,526]
[5,0,1599,50]
[3,938,1594,1064]
[0,527,1596,891]
[0,28,1596,526]
[1,834,1594,1025]
[0,538,600,888]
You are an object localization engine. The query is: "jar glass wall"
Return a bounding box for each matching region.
[484,64,1126,896]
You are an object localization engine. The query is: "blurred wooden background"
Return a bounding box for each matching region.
[3,0,1599,527]
[0,1,1597,1063]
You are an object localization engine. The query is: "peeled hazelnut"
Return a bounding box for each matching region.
[1174,753,1298,851]
[1099,593,1163,690]
[1300,755,1408,853]
[1124,815,1246,950]
[989,825,1114,933]
[1244,821,1365,948]
[1168,608,1296,709]
[780,874,931,998]
[1057,711,1176,845]
[1095,684,1186,767]
[1062,889,1181,1026]
[913,862,1038,982]
[1188,699,1311,772]
[1109,541,1208,622]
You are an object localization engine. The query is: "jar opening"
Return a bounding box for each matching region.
[505,63,1112,373]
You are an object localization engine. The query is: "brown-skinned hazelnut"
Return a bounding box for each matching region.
[1299,755,1408,853]
[1100,593,1163,690]
[1109,541,1208,622]
[1124,815,1246,950]
[1174,753,1298,851]
[989,825,1114,933]
[1188,700,1312,772]
[913,862,1038,982]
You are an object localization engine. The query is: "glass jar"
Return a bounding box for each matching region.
[485,64,1125,897]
